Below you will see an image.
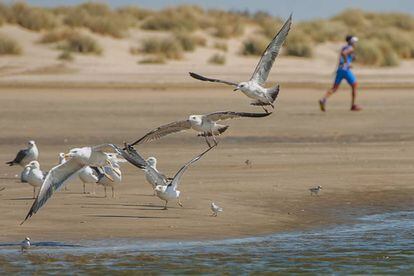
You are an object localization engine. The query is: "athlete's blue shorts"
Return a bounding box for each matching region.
[334,68,357,86]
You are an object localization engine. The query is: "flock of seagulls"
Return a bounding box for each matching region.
[4,16,299,239]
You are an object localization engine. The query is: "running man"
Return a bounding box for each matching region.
[319,35,362,112]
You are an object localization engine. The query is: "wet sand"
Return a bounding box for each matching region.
[0,87,413,241]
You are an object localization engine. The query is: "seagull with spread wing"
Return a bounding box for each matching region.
[130,111,271,147]
[189,15,292,113]
[122,144,215,210]
[21,144,122,223]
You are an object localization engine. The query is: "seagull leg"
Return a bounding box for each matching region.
[83,183,86,194]
[212,134,218,146]
[261,105,269,114]
[178,200,183,208]
[104,186,107,198]
[33,187,36,199]
[163,201,168,210]
[204,133,212,148]
[112,187,115,198]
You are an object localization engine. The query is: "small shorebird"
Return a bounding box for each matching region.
[6,140,39,167]
[210,202,223,217]
[21,237,31,252]
[309,185,322,196]
[129,111,271,147]
[245,159,252,167]
[121,144,216,210]
[189,15,292,113]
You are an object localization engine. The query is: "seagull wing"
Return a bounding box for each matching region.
[129,120,192,146]
[189,72,238,87]
[170,145,216,190]
[22,158,84,223]
[9,149,29,164]
[250,14,292,85]
[121,144,168,185]
[92,144,121,152]
[205,111,272,122]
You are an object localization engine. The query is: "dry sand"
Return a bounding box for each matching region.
[0,87,413,242]
[1,24,414,88]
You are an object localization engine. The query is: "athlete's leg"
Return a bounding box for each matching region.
[351,82,357,107]
[346,70,362,111]
[319,71,342,111]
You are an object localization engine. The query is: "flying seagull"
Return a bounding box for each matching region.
[130,111,271,147]
[122,143,216,210]
[189,14,292,113]
[6,140,39,167]
[22,144,121,223]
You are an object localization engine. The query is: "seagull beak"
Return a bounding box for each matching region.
[233,88,239,91]
[64,153,70,158]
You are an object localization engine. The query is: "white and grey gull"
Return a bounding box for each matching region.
[189,15,292,113]
[6,140,39,167]
[122,143,216,210]
[129,111,271,147]
[21,144,123,223]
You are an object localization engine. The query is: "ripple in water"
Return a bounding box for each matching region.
[0,211,413,274]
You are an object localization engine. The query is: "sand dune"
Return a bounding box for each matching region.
[1,24,414,88]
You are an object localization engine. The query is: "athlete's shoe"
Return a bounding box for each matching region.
[350,104,362,111]
[319,99,326,112]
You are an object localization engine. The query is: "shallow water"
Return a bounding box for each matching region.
[1,211,413,274]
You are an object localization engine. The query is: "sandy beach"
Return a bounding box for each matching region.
[0,86,413,242]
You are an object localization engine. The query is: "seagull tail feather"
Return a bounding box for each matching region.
[20,198,38,225]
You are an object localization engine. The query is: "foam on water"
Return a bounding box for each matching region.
[1,210,413,273]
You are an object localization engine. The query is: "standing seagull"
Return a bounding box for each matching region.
[189,15,292,113]
[25,161,46,198]
[145,157,170,194]
[78,166,99,194]
[121,144,216,210]
[21,144,121,223]
[130,111,271,147]
[6,140,39,167]
[96,153,125,198]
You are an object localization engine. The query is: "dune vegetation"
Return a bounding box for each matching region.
[0,2,413,66]
[0,33,22,55]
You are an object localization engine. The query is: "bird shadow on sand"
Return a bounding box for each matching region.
[87,214,180,219]
[6,197,34,201]
[79,202,179,211]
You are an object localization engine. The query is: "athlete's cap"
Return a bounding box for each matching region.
[346,35,358,43]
